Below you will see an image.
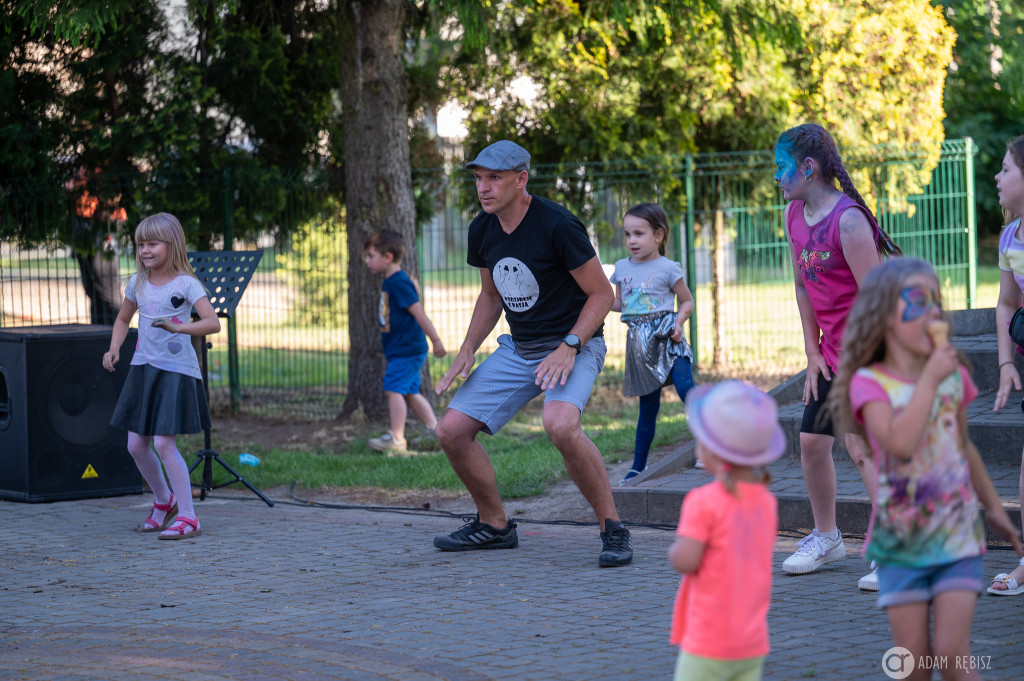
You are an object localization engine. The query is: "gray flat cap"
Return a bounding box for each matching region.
[465,140,531,172]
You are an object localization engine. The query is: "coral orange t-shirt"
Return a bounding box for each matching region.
[670,480,777,659]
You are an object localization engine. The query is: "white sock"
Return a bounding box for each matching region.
[153,435,196,521]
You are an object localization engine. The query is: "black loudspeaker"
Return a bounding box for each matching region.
[0,324,143,502]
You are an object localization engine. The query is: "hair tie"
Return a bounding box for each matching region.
[1000,361,1015,370]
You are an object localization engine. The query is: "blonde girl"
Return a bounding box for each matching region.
[609,203,695,485]
[990,134,1024,594]
[831,257,1022,681]
[103,213,220,539]
[668,381,783,681]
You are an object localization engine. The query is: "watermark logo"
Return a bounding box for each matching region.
[882,647,915,679]
[882,648,993,678]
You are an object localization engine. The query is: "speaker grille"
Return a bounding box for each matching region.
[44,351,122,447]
[0,324,142,502]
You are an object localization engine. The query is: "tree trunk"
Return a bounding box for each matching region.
[337,0,417,421]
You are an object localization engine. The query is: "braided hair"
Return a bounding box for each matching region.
[778,123,902,257]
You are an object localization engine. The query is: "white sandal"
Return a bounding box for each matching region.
[987,558,1024,596]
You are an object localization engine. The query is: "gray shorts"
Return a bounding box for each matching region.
[447,334,606,435]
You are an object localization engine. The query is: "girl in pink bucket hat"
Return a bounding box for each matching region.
[668,380,784,681]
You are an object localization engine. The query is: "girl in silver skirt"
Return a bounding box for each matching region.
[610,203,696,484]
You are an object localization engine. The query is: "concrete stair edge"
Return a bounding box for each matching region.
[614,485,1021,545]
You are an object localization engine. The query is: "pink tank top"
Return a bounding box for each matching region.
[787,194,879,372]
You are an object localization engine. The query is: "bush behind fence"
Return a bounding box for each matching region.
[0,139,977,419]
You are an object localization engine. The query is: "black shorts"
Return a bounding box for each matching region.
[800,372,836,437]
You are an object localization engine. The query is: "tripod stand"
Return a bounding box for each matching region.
[186,250,273,507]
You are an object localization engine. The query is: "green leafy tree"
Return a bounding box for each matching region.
[938,0,1024,237]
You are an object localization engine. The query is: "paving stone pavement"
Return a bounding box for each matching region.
[2,492,1022,681]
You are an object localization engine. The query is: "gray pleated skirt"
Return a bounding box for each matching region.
[623,311,694,397]
[110,364,211,436]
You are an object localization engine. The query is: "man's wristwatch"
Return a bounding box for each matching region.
[562,334,581,354]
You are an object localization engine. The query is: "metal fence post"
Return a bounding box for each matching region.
[685,153,698,367]
[964,137,978,309]
[222,168,241,413]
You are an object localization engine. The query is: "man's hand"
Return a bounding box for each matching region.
[437,347,475,394]
[534,343,576,390]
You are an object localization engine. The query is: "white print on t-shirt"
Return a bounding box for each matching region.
[493,257,539,311]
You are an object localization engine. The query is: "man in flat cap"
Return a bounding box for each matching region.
[433,140,632,567]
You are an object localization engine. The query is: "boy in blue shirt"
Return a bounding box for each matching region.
[363,229,447,453]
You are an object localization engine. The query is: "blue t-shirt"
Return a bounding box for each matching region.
[466,195,601,342]
[379,270,428,359]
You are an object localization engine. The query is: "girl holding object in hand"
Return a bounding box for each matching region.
[831,257,1023,679]
[103,213,220,540]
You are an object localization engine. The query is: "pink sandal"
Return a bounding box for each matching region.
[158,516,201,540]
[140,495,177,533]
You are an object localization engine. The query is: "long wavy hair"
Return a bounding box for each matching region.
[624,202,670,256]
[132,213,199,298]
[828,257,963,439]
[1003,135,1024,225]
[778,123,902,257]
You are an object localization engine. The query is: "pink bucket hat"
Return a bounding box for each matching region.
[685,380,785,467]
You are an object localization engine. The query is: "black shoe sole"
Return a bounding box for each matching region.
[598,552,633,567]
[433,535,519,551]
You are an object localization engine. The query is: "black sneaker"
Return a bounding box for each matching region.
[433,516,519,551]
[599,519,633,567]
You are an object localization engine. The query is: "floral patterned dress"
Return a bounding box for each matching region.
[850,364,985,567]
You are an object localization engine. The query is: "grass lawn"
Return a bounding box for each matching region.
[178,376,692,499]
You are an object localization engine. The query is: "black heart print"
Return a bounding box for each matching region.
[170,295,185,307]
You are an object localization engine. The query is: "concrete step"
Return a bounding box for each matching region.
[614,308,1022,537]
[613,449,1022,543]
[778,385,1024,467]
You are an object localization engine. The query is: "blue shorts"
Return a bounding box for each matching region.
[877,555,984,608]
[447,334,606,435]
[383,354,427,395]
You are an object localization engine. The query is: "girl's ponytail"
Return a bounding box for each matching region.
[829,140,903,258]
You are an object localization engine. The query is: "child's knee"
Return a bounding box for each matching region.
[127,439,152,459]
[151,436,179,459]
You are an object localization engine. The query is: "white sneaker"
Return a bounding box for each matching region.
[858,561,879,591]
[782,529,847,574]
[368,431,407,452]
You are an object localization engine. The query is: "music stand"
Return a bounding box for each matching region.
[186,250,274,507]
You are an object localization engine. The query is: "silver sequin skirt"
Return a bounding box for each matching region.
[623,311,694,397]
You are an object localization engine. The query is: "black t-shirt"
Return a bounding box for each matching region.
[467,195,603,342]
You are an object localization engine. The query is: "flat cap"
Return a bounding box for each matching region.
[465,140,531,172]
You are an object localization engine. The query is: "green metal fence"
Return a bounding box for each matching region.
[0,139,977,419]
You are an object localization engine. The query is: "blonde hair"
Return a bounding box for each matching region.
[699,444,773,497]
[828,257,965,438]
[132,212,198,297]
[720,466,772,497]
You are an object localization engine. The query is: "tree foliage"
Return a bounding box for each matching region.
[938,0,1024,236]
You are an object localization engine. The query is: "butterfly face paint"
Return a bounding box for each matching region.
[900,284,940,322]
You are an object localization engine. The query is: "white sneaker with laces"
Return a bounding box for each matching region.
[369,431,407,452]
[858,561,879,591]
[782,529,847,574]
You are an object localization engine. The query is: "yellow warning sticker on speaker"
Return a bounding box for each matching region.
[82,465,99,479]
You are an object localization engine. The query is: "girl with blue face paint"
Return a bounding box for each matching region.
[829,256,1022,678]
[774,123,900,588]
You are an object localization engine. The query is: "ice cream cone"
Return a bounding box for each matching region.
[927,320,949,348]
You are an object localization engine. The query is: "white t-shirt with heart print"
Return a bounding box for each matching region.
[124,273,209,379]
